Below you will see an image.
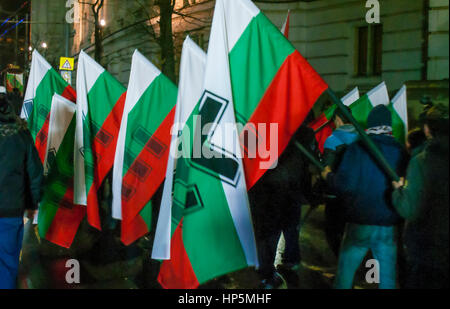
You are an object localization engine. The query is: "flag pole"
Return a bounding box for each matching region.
[294,141,325,171]
[314,118,333,134]
[326,88,400,181]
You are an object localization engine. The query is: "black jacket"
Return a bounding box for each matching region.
[0,102,43,217]
[327,134,408,226]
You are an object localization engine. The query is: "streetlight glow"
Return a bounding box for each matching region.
[100,19,106,27]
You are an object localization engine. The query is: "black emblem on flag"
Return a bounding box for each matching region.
[122,181,136,201]
[130,159,152,182]
[190,90,240,187]
[146,136,167,159]
[23,99,33,119]
[95,128,113,147]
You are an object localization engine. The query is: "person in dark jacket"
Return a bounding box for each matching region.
[323,106,359,256]
[405,128,427,158]
[322,105,407,289]
[392,104,449,289]
[250,124,317,289]
[0,87,43,289]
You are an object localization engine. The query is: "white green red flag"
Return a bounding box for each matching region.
[309,87,360,152]
[38,94,85,248]
[21,50,76,163]
[112,50,177,245]
[221,0,328,190]
[152,37,207,261]
[388,85,408,143]
[74,51,127,230]
[155,13,259,287]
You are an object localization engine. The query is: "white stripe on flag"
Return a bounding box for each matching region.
[74,50,105,206]
[21,50,52,119]
[342,87,360,106]
[112,50,161,220]
[204,0,259,267]
[392,85,408,134]
[368,81,390,107]
[152,37,207,260]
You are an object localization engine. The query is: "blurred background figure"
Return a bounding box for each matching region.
[0,85,43,289]
[392,104,449,289]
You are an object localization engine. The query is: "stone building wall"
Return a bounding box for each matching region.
[30,0,448,94]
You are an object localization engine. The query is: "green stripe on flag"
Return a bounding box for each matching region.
[230,12,295,125]
[28,69,67,139]
[388,103,406,143]
[39,118,76,238]
[86,72,125,136]
[123,74,177,173]
[173,106,248,284]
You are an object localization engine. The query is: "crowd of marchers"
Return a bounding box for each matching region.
[251,101,448,289]
[0,86,448,289]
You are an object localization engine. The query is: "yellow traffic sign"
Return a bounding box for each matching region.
[59,57,74,71]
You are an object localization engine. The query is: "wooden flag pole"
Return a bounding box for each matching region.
[326,88,400,182]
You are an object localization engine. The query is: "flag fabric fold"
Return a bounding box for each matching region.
[21,50,76,163]
[388,85,408,143]
[112,50,177,245]
[156,6,259,286]
[152,37,206,261]
[38,94,86,248]
[74,51,127,230]
[281,10,290,38]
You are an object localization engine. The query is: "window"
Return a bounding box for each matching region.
[372,24,383,76]
[356,24,383,76]
[357,26,369,76]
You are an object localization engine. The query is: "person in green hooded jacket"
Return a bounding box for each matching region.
[392,104,449,289]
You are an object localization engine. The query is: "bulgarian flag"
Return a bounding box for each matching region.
[21,50,76,163]
[388,85,408,144]
[281,10,290,38]
[154,26,258,289]
[309,87,360,153]
[74,51,127,230]
[223,0,329,189]
[38,94,86,249]
[112,50,177,245]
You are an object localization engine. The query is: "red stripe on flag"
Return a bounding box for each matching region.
[158,220,200,289]
[120,107,176,244]
[61,85,77,102]
[309,113,334,153]
[35,114,50,164]
[86,92,127,230]
[34,85,76,164]
[241,50,328,189]
[121,214,148,246]
[283,12,290,38]
[45,188,86,249]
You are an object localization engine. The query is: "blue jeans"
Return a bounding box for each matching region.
[334,224,397,289]
[0,217,24,289]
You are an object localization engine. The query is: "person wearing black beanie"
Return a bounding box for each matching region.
[322,104,408,289]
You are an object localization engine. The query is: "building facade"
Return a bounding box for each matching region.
[30,0,448,107]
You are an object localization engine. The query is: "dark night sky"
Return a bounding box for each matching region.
[0,0,29,71]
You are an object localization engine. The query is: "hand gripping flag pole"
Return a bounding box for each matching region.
[326,88,400,182]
